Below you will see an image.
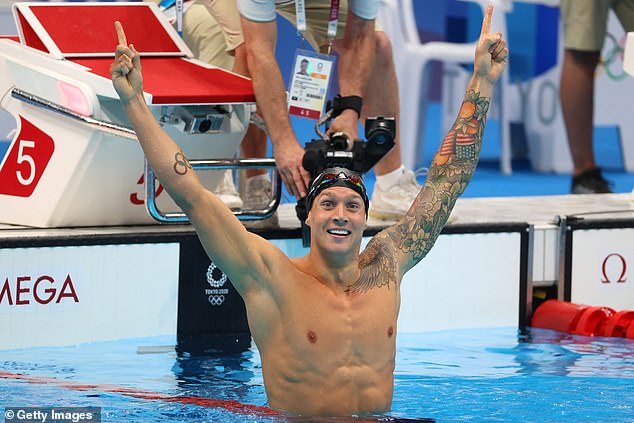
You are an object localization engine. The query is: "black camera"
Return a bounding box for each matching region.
[302,116,396,179]
[296,115,396,245]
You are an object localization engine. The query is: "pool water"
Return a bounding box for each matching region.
[1,327,633,422]
[394,328,634,422]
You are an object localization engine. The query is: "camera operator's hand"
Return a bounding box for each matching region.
[326,109,359,142]
[275,142,311,198]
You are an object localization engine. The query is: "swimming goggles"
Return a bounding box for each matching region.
[305,169,369,216]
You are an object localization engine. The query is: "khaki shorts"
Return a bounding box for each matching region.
[561,0,634,51]
[276,0,381,53]
[181,0,381,65]
[145,0,240,68]
[180,1,231,68]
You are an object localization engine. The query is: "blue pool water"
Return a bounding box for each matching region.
[1,327,633,422]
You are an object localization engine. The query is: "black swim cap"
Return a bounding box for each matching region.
[304,167,369,218]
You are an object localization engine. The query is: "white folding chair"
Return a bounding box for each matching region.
[378,0,513,173]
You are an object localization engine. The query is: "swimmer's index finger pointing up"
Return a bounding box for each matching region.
[115,21,127,46]
[480,4,492,37]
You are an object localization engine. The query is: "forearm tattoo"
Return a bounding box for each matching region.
[173,151,192,175]
[390,89,489,264]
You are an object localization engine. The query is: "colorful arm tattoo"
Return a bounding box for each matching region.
[387,89,490,265]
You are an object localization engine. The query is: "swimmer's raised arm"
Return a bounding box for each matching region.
[109,21,284,296]
[110,21,202,211]
[367,4,508,277]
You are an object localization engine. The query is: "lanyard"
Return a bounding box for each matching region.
[175,0,184,36]
[295,0,307,34]
[295,0,340,53]
[327,0,340,42]
[159,0,184,36]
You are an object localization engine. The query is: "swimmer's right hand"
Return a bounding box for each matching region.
[110,21,144,106]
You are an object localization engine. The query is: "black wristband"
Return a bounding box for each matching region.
[332,94,363,118]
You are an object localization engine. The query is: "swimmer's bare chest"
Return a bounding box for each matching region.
[247,256,401,366]
[278,279,399,359]
[257,284,398,414]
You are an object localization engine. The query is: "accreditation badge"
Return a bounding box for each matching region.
[287,49,335,119]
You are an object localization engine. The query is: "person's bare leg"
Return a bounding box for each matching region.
[240,116,278,226]
[233,45,268,178]
[363,31,402,176]
[560,49,600,176]
[241,122,268,178]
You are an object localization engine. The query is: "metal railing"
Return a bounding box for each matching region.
[144,158,281,223]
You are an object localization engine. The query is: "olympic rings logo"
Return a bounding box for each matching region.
[208,295,225,306]
[600,33,628,82]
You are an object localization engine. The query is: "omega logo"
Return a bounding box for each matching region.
[601,253,627,284]
[0,274,79,305]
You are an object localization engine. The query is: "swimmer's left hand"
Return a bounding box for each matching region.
[474,4,508,83]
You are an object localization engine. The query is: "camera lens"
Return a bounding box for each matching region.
[369,129,389,145]
[364,117,396,157]
[198,119,212,133]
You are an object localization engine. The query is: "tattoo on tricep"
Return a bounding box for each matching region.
[173,151,192,175]
[347,237,396,293]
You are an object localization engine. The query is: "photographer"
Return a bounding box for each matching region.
[238,0,422,221]
[110,4,506,416]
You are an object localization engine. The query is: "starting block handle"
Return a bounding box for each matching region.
[144,158,282,223]
[11,88,137,139]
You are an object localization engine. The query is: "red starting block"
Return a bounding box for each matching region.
[0,2,256,227]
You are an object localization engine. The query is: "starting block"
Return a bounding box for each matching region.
[0,2,267,227]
